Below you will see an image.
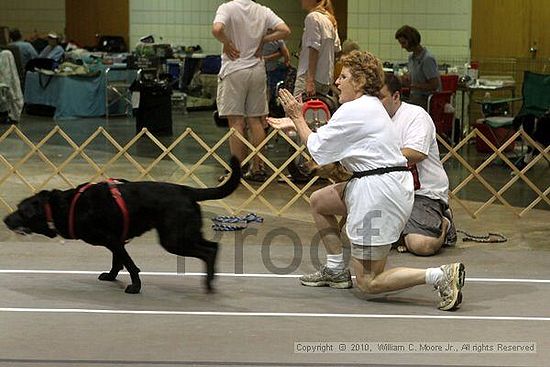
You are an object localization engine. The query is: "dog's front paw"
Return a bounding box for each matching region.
[98,272,117,281]
[124,284,141,294]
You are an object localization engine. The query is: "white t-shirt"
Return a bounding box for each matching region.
[213,0,284,79]
[307,95,414,246]
[297,11,341,85]
[392,102,449,203]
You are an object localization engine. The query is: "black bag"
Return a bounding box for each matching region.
[131,80,173,136]
[25,104,55,117]
[25,58,56,72]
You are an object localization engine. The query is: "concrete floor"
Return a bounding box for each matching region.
[0,112,549,366]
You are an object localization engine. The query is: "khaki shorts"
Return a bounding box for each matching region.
[351,243,392,261]
[293,75,331,98]
[217,64,268,117]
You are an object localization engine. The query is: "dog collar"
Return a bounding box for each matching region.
[44,202,56,231]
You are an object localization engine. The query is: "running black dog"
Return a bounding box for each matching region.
[3,157,241,294]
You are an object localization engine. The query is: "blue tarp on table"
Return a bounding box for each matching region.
[24,68,135,120]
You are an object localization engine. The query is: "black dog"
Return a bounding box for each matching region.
[3,157,241,294]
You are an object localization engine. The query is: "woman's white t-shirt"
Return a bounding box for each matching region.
[297,11,341,85]
[307,95,414,246]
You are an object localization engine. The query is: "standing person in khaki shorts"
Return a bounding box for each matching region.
[212,0,290,181]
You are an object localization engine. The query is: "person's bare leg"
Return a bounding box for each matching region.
[310,182,347,255]
[227,116,247,163]
[352,255,465,310]
[352,257,426,294]
[300,182,351,287]
[404,219,448,256]
[247,116,267,172]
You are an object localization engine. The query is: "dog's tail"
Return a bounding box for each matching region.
[189,156,241,202]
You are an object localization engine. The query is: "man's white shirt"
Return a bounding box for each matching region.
[213,0,284,79]
[392,102,449,203]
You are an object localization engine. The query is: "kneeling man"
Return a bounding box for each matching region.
[380,73,456,256]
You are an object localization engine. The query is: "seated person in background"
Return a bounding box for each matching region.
[380,73,456,256]
[394,25,440,110]
[8,28,38,69]
[38,32,64,63]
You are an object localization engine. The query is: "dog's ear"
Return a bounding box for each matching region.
[20,190,52,218]
[36,190,52,201]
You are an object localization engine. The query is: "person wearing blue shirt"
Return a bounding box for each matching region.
[38,32,64,63]
[395,25,441,110]
[8,28,38,69]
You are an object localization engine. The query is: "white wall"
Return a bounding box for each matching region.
[258,0,306,57]
[1,0,471,64]
[129,0,305,55]
[130,0,225,53]
[0,0,65,40]
[348,0,471,64]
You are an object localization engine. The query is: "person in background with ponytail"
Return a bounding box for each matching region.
[294,0,341,98]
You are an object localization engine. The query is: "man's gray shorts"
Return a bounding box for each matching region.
[403,194,448,239]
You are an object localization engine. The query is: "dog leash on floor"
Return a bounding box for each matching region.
[211,213,264,231]
[457,230,508,243]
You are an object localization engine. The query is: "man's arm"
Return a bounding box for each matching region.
[256,23,290,58]
[212,22,240,60]
[262,22,291,43]
[401,148,428,164]
[50,46,64,62]
[280,43,291,65]
[263,50,282,62]
[410,77,440,93]
[306,47,320,96]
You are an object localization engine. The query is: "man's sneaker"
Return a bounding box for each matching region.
[435,263,465,311]
[300,265,352,289]
[442,208,457,247]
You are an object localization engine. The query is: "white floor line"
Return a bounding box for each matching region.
[0,269,549,284]
[0,307,548,322]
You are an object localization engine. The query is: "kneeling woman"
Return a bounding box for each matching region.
[268,51,465,311]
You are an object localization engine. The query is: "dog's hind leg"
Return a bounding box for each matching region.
[110,246,142,294]
[161,238,219,292]
[98,251,124,281]
[182,240,219,292]
[202,240,219,291]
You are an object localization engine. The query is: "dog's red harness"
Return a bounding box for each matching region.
[45,179,129,242]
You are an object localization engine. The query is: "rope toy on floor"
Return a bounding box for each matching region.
[211,213,264,231]
[457,230,508,243]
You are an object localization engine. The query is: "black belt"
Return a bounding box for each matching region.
[351,166,410,179]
